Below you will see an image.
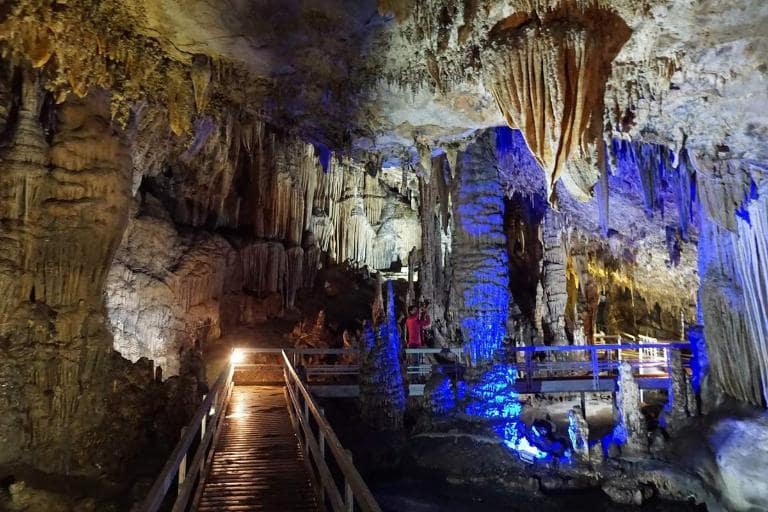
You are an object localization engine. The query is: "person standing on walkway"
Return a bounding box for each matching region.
[405,305,431,348]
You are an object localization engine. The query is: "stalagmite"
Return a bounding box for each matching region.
[541,208,568,345]
[286,246,304,309]
[568,407,590,463]
[449,131,509,364]
[360,279,406,430]
[614,362,648,455]
[663,349,694,429]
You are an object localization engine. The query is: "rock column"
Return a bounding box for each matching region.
[448,131,510,365]
[614,362,648,455]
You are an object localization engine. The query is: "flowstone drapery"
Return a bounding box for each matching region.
[483,11,629,203]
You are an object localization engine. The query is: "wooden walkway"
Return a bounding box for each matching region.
[197,386,320,512]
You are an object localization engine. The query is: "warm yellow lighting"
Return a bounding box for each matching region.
[230,348,245,365]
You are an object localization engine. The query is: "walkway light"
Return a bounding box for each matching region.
[231,348,245,365]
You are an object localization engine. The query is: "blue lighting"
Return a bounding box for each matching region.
[688,326,709,394]
[464,364,553,463]
[428,368,458,414]
[314,143,332,173]
[455,135,510,364]
[735,178,759,226]
[362,280,406,415]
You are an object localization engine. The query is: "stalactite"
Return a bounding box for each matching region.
[636,142,661,217]
[673,148,695,241]
[597,140,610,237]
[285,246,304,309]
[483,13,629,203]
[190,54,212,113]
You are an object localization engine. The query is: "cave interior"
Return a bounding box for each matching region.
[0,0,767,511]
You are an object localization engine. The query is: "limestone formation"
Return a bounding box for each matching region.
[0,1,766,509]
[360,279,406,430]
[0,80,201,478]
[448,131,510,364]
[540,208,569,345]
[567,407,590,463]
[614,362,648,456]
[663,349,693,430]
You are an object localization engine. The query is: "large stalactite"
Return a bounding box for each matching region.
[483,8,630,204]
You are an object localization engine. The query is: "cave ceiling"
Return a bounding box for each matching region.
[1,0,766,179]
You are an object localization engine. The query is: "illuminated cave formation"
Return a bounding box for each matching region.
[484,7,631,204]
[0,1,767,510]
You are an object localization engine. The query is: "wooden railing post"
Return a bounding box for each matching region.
[178,427,187,495]
[345,450,354,512]
[200,394,207,441]
[591,347,599,391]
[319,407,326,506]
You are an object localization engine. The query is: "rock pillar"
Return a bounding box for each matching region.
[448,131,510,365]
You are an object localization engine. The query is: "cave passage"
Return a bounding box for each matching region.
[0,1,767,511]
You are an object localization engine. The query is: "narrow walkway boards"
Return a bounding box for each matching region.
[197,386,320,512]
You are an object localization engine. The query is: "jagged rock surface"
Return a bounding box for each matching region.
[448,131,510,364]
[0,82,198,477]
[360,279,406,430]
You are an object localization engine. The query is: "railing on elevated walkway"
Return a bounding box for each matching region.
[282,351,381,512]
[235,341,691,396]
[138,350,381,512]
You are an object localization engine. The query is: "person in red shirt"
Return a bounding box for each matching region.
[405,305,431,348]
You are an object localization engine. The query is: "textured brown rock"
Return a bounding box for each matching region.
[484,11,629,202]
[0,81,198,477]
[540,208,568,345]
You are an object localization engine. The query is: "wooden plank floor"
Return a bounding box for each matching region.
[197,386,321,512]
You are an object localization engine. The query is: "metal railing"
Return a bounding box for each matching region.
[282,350,382,512]
[139,363,235,512]
[234,347,465,382]
[234,343,688,382]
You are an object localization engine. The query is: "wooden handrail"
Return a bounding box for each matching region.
[139,363,234,512]
[281,350,382,512]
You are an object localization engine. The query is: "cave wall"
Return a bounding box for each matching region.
[697,159,767,407]
[0,73,199,477]
[413,127,698,361]
[105,118,421,375]
[105,197,239,376]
